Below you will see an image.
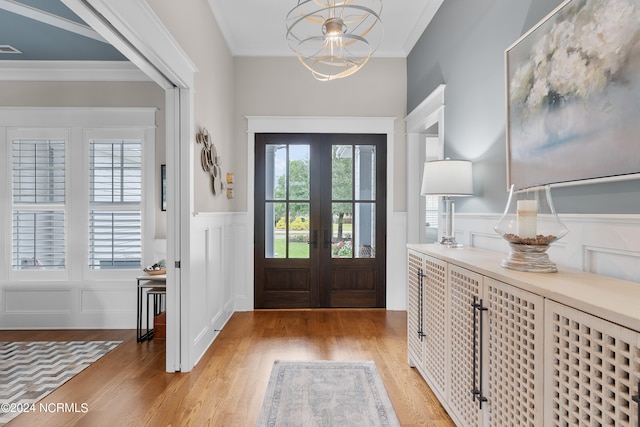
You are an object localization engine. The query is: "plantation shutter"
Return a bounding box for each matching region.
[89,140,142,269]
[425,195,439,229]
[11,139,66,269]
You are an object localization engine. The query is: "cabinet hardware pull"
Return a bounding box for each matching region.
[632,379,640,427]
[472,296,488,409]
[417,269,426,341]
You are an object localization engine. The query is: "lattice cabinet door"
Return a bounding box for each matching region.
[484,278,544,427]
[448,264,484,427]
[545,300,640,427]
[407,250,425,369]
[421,253,448,400]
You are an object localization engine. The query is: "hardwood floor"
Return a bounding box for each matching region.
[1,310,455,426]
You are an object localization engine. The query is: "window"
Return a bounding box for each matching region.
[11,134,66,270]
[2,108,155,280]
[89,139,142,270]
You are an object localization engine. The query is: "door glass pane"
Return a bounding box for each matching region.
[265,143,310,259]
[332,145,352,200]
[355,203,376,258]
[266,145,286,200]
[289,203,309,259]
[355,145,376,200]
[266,202,286,258]
[331,202,353,258]
[289,145,310,200]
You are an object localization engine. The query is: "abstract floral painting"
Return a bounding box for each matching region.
[506,0,640,190]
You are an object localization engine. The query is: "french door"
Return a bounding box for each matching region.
[254,133,386,308]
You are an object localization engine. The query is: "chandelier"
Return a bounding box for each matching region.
[286,0,383,81]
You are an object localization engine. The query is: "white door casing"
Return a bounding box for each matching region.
[61,0,197,372]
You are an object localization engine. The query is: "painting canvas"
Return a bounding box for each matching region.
[506,0,640,190]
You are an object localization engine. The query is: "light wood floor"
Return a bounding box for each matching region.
[2,310,455,426]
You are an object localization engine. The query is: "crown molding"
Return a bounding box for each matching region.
[0,60,151,82]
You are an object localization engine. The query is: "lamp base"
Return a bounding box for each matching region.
[437,236,463,248]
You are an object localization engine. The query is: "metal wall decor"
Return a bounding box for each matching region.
[196,128,224,195]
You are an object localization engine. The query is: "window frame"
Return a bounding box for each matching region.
[7,128,70,281]
[1,108,157,283]
[83,128,153,281]
[87,130,144,272]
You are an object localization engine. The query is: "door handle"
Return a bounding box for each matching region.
[308,230,318,248]
[417,269,426,341]
[323,230,330,249]
[472,296,488,409]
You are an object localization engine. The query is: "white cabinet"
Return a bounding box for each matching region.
[445,264,544,427]
[446,264,483,427]
[406,250,424,368]
[407,249,448,401]
[483,276,544,426]
[408,245,640,427]
[545,300,640,426]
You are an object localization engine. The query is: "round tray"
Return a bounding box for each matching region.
[144,269,166,275]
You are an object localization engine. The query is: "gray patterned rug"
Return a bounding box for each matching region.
[256,360,401,427]
[0,341,121,426]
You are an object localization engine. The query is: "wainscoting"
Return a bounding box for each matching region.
[2,212,636,331]
[0,239,167,329]
[455,213,640,284]
[1,209,407,332]
[187,212,240,367]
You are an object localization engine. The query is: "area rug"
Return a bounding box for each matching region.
[0,341,121,426]
[256,360,401,427]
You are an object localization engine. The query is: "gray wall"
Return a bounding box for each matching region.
[407,0,640,214]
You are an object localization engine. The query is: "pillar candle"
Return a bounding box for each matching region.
[517,200,537,239]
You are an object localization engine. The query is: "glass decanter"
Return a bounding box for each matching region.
[494,185,568,272]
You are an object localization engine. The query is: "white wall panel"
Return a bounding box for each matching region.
[456,213,640,286]
[387,212,408,310]
[188,212,236,368]
[80,289,134,312]
[4,289,72,313]
[1,214,239,333]
[585,246,640,283]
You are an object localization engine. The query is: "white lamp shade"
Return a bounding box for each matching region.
[421,159,473,196]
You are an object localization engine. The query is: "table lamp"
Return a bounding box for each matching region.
[421,159,473,247]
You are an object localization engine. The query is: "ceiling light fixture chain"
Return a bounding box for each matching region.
[286,0,383,81]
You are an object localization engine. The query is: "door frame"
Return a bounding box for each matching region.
[406,84,446,246]
[245,116,396,310]
[62,0,197,372]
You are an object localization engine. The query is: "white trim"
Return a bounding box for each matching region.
[247,116,396,134]
[0,107,156,127]
[0,0,105,42]
[405,84,446,245]
[0,61,150,82]
[57,0,198,373]
[61,0,197,89]
[244,116,397,311]
[401,0,444,56]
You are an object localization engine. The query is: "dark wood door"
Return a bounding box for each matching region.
[254,133,386,308]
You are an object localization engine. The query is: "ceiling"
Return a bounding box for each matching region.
[208,0,444,57]
[0,0,443,62]
[0,0,125,61]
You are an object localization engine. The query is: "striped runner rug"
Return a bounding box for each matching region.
[0,341,121,426]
